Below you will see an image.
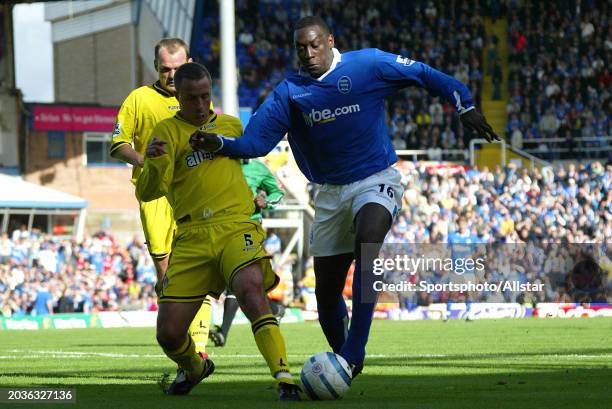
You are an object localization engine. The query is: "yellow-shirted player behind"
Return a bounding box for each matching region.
[137,62,301,400]
[109,38,211,354]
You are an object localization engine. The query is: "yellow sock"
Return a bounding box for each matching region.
[251,314,293,383]
[189,297,212,354]
[162,334,204,381]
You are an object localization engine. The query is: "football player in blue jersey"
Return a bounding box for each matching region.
[189,15,500,379]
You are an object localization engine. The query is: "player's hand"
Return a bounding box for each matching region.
[146,137,168,157]
[190,131,222,152]
[254,193,267,209]
[460,109,501,142]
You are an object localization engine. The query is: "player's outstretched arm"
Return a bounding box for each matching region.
[191,84,291,158]
[375,49,502,143]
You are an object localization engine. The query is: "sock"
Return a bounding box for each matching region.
[251,314,293,383]
[162,334,204,381]
[189,297,212,354]
[340,259,376,365]
[221,295,239,339]
[317,298,349,353]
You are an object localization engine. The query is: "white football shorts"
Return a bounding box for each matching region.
[309,166,404,257]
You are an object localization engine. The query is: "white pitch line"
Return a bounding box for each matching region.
[6,350,164,358]
[2,350,611,360]
[4,350,444,359]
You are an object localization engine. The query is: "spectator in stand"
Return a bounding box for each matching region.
[33,282,53,316]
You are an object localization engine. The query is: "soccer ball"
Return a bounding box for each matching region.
[300,352,352,400]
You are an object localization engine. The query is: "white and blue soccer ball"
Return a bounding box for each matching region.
[300,352,352,400]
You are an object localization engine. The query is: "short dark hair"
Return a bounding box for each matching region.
[294,15,331,35]
[174,62,212,92]
[154,38,190,62]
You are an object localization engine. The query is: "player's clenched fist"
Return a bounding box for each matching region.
[146,136,168,157]
[189,130,222,152]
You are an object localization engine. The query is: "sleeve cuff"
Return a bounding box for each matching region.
[218,135,236,153]
[458,106,475,115]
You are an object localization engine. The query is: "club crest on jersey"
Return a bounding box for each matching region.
[186,151,214,167]
[396,55,415,67]
[337,76,352,94]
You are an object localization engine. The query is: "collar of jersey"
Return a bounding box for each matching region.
[299,48,341,81]
[175,110,217,126]
[152,81,174,97]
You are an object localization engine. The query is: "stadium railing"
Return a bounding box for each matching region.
[262,204,311,277]
[470,138,552,172]
[395,149,469,162]
[522,136,612,155]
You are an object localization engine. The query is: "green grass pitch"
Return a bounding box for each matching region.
[0,318,610,408]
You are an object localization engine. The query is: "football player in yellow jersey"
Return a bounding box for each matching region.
[137,62,301,401]
[109,38,212,354]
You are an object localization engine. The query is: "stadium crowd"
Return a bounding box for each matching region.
[505,0,611,158]
[1,160,610,317]
[5,158,612,316]
[379,160,611,305]
[0,227,291,317]
[0,230,159,317]
[302,159,611,306]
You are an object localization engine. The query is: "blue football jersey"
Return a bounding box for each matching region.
[220,48,474,184]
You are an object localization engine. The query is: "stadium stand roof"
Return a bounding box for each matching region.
[0,174,87,209]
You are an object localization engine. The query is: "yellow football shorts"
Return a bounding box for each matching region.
[157,219,278,303]
[139,196,175,260]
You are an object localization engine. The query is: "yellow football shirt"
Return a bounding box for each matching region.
[136,112,254,223]
[111,81,180,183]
[110,81,213,184]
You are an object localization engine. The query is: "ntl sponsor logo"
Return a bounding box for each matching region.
[302,104,361,126]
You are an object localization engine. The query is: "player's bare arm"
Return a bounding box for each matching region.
[111,144,145,167]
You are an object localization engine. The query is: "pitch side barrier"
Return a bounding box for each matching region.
[2,304,612,330]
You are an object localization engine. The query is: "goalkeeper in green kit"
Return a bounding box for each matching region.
[209,159,285,347]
